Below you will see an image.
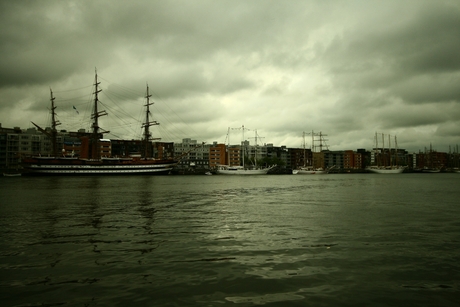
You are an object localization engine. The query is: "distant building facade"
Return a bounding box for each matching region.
[2,123,459,172]
[174,138,210,171]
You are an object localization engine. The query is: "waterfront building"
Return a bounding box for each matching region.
[323,151,344,169]
[241,140,270,166]
[289,147,310,170]
[266,144,290,169]
[413,148,448,170]
[152,141,174,160]
[209,143,226,168]
[1,123,456,173]
[312,152,325,169]
[0,125,61,170]
[110,139,144,157]
[227,146,241,167]
[174,138,210,171]
[343,150,362,169]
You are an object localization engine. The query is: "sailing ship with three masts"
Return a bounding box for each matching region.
[292,131,334,174]
[366,132,406,174]
[420,143,442,173]
[216,125,275,175]
[21,71,177,175]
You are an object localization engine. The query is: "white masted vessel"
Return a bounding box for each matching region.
[366,132,406,174]
[217,126,275,175]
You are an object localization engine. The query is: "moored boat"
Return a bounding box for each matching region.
[421,167,441,173]
[3,172,22,177]
[22,72,177,175]
[217,165,275,175]
[366,132,407,174]
[366,166,406,174]
[292,131,333,174]
[293,166,331,174]
[22,157,176,175]
[216,126,275,175]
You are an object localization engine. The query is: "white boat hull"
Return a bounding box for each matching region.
[293,169,327,175]
[217,168,271,175]
[422,168,441,173]
[216,165,274,175]
[3,173,22,177]
[293,166,334,175]
[366,167,405,174]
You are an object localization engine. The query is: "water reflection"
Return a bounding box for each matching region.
[1,174,459,306]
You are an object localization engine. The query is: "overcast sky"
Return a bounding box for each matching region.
[1,0,459,153]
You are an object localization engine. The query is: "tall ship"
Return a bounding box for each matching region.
[292,131,334,174]
[217,126,275,175]
[21,72,177,175]
[366,132,406,174]
[421,144,442,173]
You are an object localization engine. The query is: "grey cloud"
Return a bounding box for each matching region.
[390,73,460,104]
[1,0,459,152]
[322,2,460,90]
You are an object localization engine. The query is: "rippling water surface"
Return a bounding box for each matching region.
[1,174,459,306]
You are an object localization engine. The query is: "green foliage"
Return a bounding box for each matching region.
[260,156,285,167]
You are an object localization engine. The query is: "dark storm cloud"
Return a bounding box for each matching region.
[0,0,459,152]
[1,2,84,86]
[323,1,460,100]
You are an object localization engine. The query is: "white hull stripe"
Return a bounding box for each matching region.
[28,164,173,169]
[31,168,173,174]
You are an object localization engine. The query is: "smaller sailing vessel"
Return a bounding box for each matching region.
[366,132,406,174]
[422,167,441,173]
[292,131,333,174]
[217,165,274,175]
[3,173,21,177]
[217,126,275,175]
[293,166,332,175]
[21,72,177,175]
[421,144,441,173]
[367,166,406,174]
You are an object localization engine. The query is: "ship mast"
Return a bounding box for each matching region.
[388,133,392,166]
[142,84,159,158]
[31,89,61,157]
[90,70,108,159]
[242,125,245,168]
[50,89,61,157]
[395,135,398,165]
[303,131,307,166]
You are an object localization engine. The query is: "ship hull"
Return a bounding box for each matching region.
[366,167,405,174]
[293,169,327,175]
[216,165,274,175]
[216,169,270,175]
[22,157,176,176]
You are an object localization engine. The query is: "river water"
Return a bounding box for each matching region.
[0,173,459,306]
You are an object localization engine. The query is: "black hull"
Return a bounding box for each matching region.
[22,158,177,176]
[22,168,173,176]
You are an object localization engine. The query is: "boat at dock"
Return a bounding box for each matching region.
[216,126,275,175]
[21,72,177,175]
[293,166,333,175]
[366,166,406,174]
[3,172,22,177]
[217,165,274,175]
[292,131,334,174]
[366,132,406,174]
